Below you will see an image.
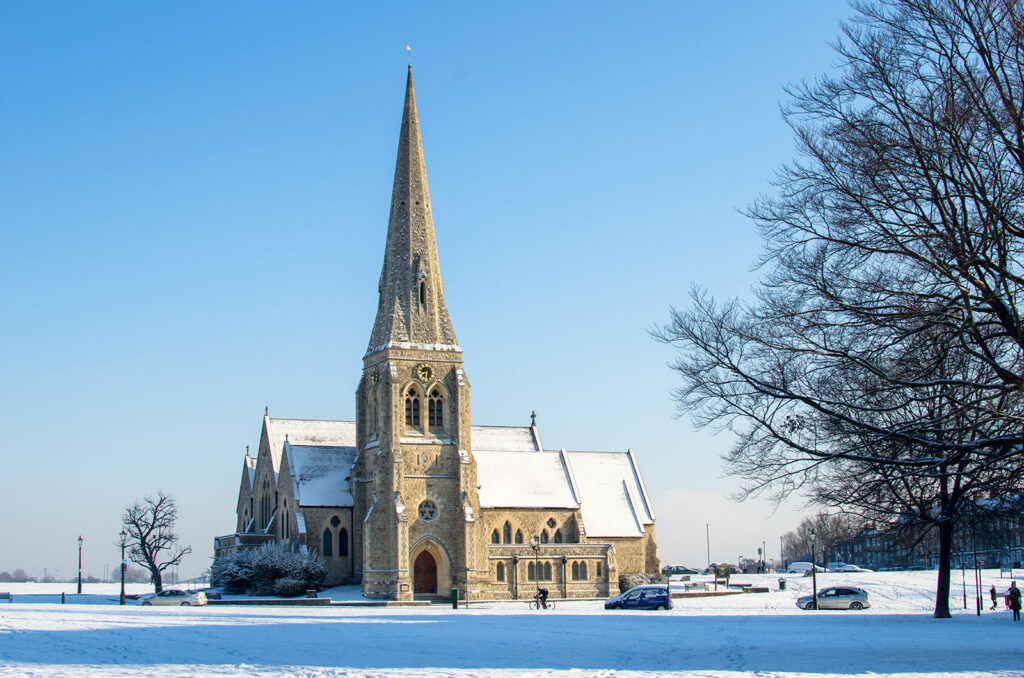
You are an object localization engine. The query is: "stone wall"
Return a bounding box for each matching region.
[482,544,613,599]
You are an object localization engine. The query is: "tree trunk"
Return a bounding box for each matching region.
[152,567,163,593]
[934,518,953,618]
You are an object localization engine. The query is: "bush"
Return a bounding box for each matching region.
[273,577,308,598]
[211,544,326,596]
[618,572,667,594]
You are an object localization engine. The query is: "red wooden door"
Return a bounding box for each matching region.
[413,551,437,594]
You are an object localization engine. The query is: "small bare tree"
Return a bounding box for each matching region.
[121,491,192,593]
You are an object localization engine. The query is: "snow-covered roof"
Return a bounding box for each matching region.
[266,418,356,472]
[285,443,357,508]
[475,449,577,509]
[470,425,540,452]
[563,450,654,538]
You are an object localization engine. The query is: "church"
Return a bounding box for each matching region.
[215,67,661,601]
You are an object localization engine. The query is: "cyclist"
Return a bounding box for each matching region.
[535,587,549,609]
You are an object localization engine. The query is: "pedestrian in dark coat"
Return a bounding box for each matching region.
[1009,582,1022,621]
[990,584,999,610]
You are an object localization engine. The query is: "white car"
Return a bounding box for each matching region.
[835,564,873,573]
[136,589,207,606]
[786,562,825,574]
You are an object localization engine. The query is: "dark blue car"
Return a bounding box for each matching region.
[604,585,673,610]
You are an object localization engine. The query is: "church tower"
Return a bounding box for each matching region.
[354,66,484,600]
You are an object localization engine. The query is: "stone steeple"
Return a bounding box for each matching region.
[367,66,458,356]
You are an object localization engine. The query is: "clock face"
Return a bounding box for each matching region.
[415,363,434,382]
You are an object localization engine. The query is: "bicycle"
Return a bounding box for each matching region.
[529,592,555,610]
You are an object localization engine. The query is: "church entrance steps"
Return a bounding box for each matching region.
[208,598,332,606]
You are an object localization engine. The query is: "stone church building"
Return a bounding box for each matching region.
[216,67,660,601]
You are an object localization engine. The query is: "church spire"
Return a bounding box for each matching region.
[367,66,458,356]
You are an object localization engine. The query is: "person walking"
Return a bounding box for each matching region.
[990,584,999,610]
[1009,582,1022,621]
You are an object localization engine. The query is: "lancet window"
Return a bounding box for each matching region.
[428,388,443,428]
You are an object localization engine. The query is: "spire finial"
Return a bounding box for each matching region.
[406,45,412,67]
[246,445,250,455]
[531,411,537,426]
[265,405,269,416]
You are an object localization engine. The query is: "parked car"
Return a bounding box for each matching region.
[662,565,699,576]
[136,589,208,606]
[787,562,825,574]
[701,563,741,575]
[835,564,873,573]
[605,585,673,611]
[796,586,871,610]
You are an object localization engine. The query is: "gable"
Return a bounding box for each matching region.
[564,450,654,538]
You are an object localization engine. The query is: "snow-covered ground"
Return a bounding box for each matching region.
[1,571,1022,677]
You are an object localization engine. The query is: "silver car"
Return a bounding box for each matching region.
[136,589,207,606]
[796,586,870,610]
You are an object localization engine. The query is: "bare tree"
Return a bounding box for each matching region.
[121,491,191,593]
[656,0,1024,618]
[782,512,863,564]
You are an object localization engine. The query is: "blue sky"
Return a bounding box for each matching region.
[0,1,849,579]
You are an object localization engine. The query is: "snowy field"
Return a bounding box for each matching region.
[1,571,1023,678]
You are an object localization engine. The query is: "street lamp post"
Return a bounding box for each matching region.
[530,535,540,594]
[705,524,711,569]
[77,535,83,595]
[119,529,128,606]
[810,530,818,611]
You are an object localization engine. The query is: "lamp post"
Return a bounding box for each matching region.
[530,535,540,592]
[119,529,128,606]
[705,524,711,569]
[810,530,818,611]
[77,535,83,595]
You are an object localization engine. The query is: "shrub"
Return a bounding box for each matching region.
[211,544,327,596]
[273,577,308,598]
[619,572,667,594]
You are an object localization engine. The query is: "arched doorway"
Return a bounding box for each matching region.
[413,550,437,594]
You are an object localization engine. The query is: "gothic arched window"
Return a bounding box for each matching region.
[540,530,549,544]
[496,562,505,582]
[554,529,563,544]
[528,562,536,581]
[515,529,523,544]
[283,499,288,539]
[322,528,333,557]
[491,529,500,544]
[580,561,588,579]
[419,281,426,306]
[428,388,443,428]
[338,527,349,556]
[571,561,580,580]
[405,389,421,427]
[543,562,552,581]
[503,521,512,544]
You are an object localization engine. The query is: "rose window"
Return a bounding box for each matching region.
[418,500,437,522]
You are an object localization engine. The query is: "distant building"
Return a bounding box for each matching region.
[214,67,661,601]
[835,501,1024,570]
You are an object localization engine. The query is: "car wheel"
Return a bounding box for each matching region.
[805,602,816,610]
[141,601,151,606]
[656,604,666,611]
[849,601,863,610]
[180,602,190,606]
